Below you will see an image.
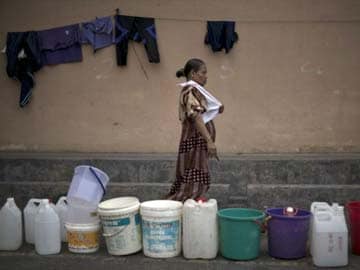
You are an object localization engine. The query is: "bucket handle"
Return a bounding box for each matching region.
[102,225,128,238]
[253,216,272,233]
[89,167,106,196]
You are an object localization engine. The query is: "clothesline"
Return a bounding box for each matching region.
[74,8,360,24]
[111,7,360,23]
[154,17,360,23]
[4,12,358,34]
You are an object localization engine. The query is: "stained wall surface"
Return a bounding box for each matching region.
[0,0,359,153]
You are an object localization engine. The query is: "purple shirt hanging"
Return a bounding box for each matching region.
[81,16,114,52]
[38,24,83,65]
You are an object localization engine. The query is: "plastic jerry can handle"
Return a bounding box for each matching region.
[56,196,67,206]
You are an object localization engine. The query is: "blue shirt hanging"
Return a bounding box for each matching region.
[81,16,114,52]
[38,24,83,65]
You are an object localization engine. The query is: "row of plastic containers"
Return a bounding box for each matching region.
[1,165,359,268]
[218,201,360,268]
[0,196,75,254]
[0,165,109,254]
[1,195,360,267]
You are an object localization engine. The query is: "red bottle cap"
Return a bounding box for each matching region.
[196,197,208,203]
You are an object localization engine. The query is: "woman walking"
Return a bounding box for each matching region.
[166,58,224,201]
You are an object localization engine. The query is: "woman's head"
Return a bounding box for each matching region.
[176,58,207,86]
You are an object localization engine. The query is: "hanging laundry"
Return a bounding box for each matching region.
[204,21,238,53]
[37,24,82,65]
[81,16,114,52]
[114,14,160,66]
[6,31,43,107]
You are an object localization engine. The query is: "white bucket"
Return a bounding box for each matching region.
[98,197,142,255]
[65,222,100,253]
[67,166,109,205]
[140,200,183,258]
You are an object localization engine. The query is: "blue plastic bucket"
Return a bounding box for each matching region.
[266,208,312,259]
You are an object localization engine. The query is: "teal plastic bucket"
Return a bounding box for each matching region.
[218,208,265,260]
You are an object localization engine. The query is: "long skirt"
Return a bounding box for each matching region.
[167,120,216,202]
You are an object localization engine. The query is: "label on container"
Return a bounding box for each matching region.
[327,233,345,252]
[142,220,179,253]
[101,214,142,252]
[102,217,130,227]
[67,230,99,250]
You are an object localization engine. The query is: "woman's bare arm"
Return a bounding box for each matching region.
[193,114,219,160]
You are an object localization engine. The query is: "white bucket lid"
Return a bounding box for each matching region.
[98,197,139,210]
[140,200,183,211]
[65,222,100,231]
[98,197,140,216]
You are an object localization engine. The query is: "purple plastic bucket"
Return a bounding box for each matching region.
[266,208,312,259]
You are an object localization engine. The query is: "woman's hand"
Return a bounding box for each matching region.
[207,140,219,161]
[219,105,224,114]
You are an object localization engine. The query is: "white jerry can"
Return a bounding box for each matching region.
[310,202,330,255]
[24,198,57,244]
[55,196,68,242]
[24,198,42,244]
[310,202,348,267]
[34,199,61,255]
[0,198,23,251]
[183,199,218,259]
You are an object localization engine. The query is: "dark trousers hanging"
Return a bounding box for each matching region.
[204,21,238,53]
[6,31,42,107]
[114,15,160,66]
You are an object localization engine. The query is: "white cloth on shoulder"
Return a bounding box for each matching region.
[179,80,222,124]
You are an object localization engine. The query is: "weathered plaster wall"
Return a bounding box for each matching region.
[0,0,359,153]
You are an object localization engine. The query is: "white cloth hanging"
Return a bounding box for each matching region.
[179,80,222,124]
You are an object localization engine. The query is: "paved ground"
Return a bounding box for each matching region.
[1,236,359,270]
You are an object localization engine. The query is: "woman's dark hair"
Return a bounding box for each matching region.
[176,58,205,78]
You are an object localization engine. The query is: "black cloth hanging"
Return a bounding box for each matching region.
[204,21,238,53]
[6,31,43,107]
[114,14,160,66]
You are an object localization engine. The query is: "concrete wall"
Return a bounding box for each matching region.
[1,152,360,210]
[0,0,360,153]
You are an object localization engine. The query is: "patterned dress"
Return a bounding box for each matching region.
[167,85,216,201]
